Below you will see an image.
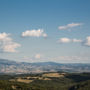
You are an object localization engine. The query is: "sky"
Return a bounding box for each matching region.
[0,0,90,63]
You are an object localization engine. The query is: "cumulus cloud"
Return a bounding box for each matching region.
[58,38,71,43]
[83,36,90,47]
[35,54,42,59]
[58,23,82,30]
[22,29,47,38]
[58,37,82,43]
[0,32,21,53]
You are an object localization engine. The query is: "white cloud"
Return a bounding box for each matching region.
[58,37,82,43]
[58,37,71,43]
[58,23,82,30]
[35,54,42,59]
[22,29,47,38]
[83,36,90,47]
[72,39,82,43]
[0,32,21,53]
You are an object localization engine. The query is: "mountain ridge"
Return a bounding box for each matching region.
[0,59,90,74]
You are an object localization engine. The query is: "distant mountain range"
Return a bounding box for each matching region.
[0,59,90,74]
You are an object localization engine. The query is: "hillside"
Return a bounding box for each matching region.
[0,72,90,90]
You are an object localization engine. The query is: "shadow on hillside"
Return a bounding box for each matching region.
[66,73,90,82]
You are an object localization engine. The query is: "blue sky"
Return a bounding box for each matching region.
[0,0,90,63]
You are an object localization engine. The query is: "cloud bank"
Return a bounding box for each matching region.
[0,32,21,53]
[58,36,90,47]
